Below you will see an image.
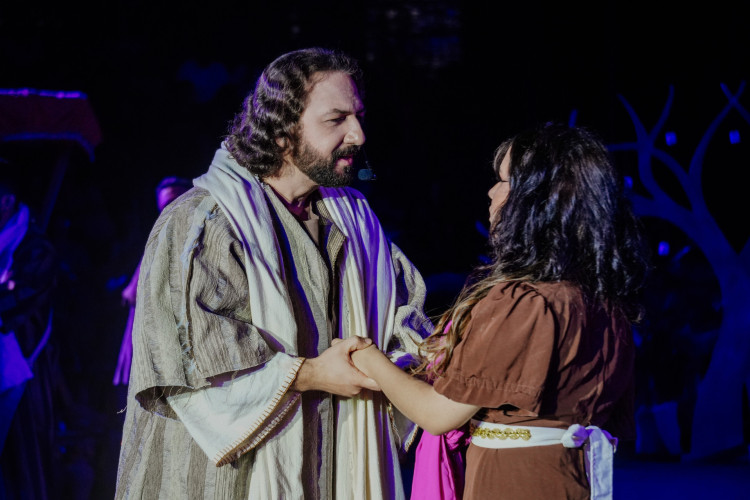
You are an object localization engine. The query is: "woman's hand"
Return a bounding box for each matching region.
[350,343,385,378]
[336,336,481,435]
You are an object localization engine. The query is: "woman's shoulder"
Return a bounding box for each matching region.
[485,280,580,301]
[477,281,549,319]
[462,281,560,357]
[531,281,585,305]
[483,280,585,316]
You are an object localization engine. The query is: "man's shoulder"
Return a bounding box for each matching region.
[149,187,223,239]
[165,186,212,211]
[156,187,222,222]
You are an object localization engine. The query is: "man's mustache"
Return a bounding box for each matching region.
[332,145,362,160]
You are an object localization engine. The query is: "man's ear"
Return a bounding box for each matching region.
[276,136,294,166]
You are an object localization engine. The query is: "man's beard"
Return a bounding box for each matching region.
[293,140,360,187]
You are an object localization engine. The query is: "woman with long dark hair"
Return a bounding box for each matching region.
[351,122,650,499]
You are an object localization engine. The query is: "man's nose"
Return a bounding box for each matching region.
[344,118,365,146]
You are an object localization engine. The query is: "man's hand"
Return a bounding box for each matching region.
[292,336,381,396]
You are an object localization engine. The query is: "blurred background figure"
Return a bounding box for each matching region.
[112,176,192,386]
[0,162,59,500]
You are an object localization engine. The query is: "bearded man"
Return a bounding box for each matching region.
[115,47,433,499]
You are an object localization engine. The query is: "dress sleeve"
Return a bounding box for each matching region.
[433,282,557,416]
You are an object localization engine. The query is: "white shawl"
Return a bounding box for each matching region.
[192,143,406,499]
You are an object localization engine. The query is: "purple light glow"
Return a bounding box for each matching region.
[729,130,740,144]
[658,241,670,256]
[0,88,86,99]
[665,131,677,146]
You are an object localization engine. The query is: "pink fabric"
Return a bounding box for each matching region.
[410,425,470,500]
[410,320,470,500]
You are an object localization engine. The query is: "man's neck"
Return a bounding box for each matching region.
[263,165,319,221]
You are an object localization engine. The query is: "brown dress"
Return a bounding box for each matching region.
[433,281,635,500]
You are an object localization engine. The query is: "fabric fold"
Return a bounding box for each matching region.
[410,428,469,500]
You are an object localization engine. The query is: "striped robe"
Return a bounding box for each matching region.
[115,185,432,499]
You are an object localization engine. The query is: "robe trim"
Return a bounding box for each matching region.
[214,356,305,466]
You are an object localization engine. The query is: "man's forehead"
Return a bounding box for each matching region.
[305,72,364,113]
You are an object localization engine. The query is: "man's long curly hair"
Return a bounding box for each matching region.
[417,122,651,379]
[225,47,363,178]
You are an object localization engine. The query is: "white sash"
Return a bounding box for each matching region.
[470,419,618,500]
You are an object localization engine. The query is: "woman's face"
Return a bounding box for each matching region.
[488,148,511,227]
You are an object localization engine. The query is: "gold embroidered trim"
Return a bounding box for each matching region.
[470,422,532,441]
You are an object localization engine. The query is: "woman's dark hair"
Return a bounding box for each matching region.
[418,122,650,377]
[225,47,363,178]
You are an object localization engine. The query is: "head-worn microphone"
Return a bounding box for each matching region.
[357,148,377,181]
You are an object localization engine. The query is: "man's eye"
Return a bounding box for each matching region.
[329,117,347,124]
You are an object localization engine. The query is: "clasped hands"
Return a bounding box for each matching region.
[292,336,386,398]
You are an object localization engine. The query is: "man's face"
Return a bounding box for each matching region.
[291,71,366,187]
